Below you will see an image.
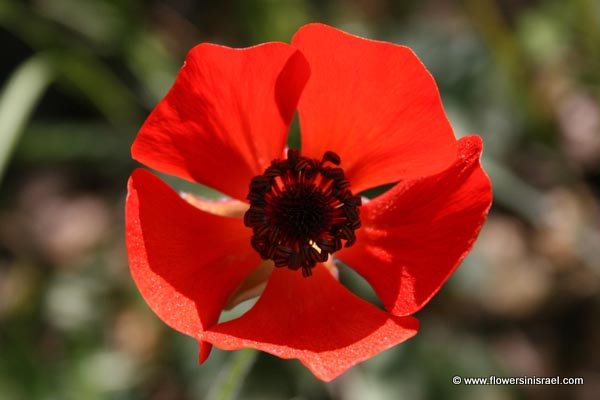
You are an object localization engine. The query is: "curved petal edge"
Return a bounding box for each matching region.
[202,265,419,381]
[125,169,260,345]
[132,42,310,201]
[338,135,492,316]
[293,23,457,193]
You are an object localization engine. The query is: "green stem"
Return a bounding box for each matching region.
[208,349,258,400]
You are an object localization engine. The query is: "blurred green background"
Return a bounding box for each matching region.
[1,0,599,399]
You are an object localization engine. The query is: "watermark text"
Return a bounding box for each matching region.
[452,375,584,386]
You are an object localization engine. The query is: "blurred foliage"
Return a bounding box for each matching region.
[1,0,600,399]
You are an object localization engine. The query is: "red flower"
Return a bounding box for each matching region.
[125,23,492,381]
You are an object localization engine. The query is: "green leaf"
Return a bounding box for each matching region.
[0,55,53,184]
[208,349,258,400]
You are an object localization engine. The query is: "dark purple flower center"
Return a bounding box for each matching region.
[244,149,361,277]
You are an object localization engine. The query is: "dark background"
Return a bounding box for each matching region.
[1,0,599,399]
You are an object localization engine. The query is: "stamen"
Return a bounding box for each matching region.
[244,149,361,277]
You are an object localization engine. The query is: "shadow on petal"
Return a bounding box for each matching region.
[126,169,260,341]
[203,265,419,381]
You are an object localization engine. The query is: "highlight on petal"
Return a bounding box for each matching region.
[292,23,457,193]
[181,192,248,218]
[125,169,261,354]
[202,265,419,381]
[224,253,339,310]
[337,135,492,316]
[132,42,310,201]
[224,259,273,310]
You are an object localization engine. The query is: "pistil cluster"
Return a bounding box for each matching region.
[244,149,361,277]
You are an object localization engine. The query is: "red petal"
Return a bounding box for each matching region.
[132,43,310,201]
[292,23,457,193]
[125,169,260,345]
[199,341,213,364]
[337,136,492,316]
[202,265,419,381]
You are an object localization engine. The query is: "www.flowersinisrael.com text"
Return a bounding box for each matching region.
[452,375,584,385]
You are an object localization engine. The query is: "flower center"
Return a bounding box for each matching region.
[244,149,361,277]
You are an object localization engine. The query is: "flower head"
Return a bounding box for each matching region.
[125,23,492,381]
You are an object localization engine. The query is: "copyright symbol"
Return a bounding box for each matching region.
[453,376,461,385]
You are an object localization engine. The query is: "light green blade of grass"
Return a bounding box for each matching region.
[207,348,258,400]
[0,55,53,184]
